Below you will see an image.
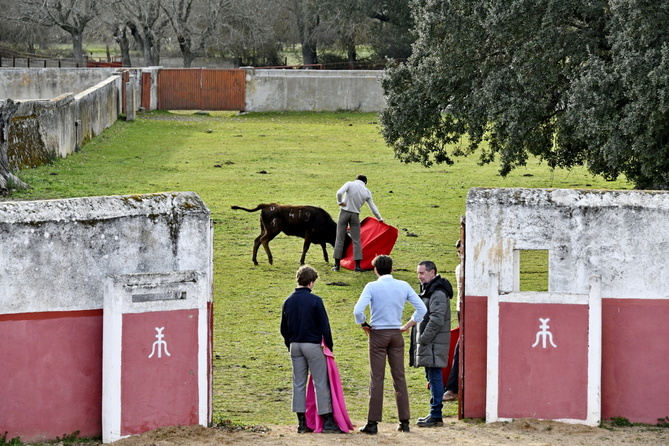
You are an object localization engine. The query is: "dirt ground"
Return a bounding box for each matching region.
[105,418,669,446]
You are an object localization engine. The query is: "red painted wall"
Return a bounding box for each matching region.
[0,311,103,442]
[120,309,200,436]
[464,296,669,424]
[602,299,669,424]
[498,303,588,420]
[462,295,487,419]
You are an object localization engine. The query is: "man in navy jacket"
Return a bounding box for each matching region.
[281,265,341,434]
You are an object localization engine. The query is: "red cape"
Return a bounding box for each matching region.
[340,217,398,270]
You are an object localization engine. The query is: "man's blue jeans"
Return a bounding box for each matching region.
[425,367,444,418]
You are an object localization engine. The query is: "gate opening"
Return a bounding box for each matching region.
[514,249,549,292]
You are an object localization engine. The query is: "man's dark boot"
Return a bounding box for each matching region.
[416,415,444,427]
[322,413,344,433]
[397,419,410,432]
[354,260,363,272]
[332,259,341,272]
[296,413,313,433]
[359,420,378,434]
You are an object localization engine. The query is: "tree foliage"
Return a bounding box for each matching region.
[380,0,669,189]
[366,0,414,60]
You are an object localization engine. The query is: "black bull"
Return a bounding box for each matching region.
[231,204,337,265]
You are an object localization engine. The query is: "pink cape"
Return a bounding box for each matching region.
[304,343,354,433]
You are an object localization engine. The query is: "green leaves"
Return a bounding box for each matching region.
[382,0,669,189]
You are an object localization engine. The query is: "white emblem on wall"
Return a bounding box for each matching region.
[532,318,557,349]
[148,327,171,358]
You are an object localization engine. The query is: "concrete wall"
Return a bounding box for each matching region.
[0,68,117,100]
[465,188,669,297]
[2,67,385,176]
[244,68,385,112]
[141,67,161,111]
[463,187,669,424]
[0,192,213,442]
[6,75,121,169]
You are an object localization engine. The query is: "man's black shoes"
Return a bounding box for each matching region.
[359,421,378,434]
[322,413,344,434]
[397,420,410,432]
[296,413,313,433]
[416,415,444,427]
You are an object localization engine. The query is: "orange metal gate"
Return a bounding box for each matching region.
[141,72,152,110]
[157,69,245,111]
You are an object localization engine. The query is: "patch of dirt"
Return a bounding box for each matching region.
[100,418,669,446]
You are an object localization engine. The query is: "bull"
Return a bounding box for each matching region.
[231,203,337,265]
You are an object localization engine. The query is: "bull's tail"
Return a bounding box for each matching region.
[230,204,268,213]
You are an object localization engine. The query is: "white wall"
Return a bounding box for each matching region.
[244,68,385,112]
[465,187,669,299]
[0,192,212,314]
[0,68,117,100]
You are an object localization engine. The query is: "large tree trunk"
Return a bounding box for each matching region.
[179,37,195,68]
[0,99,29,192]
[301,41,318,66]
[71,31,85,66]
[114,26,133,67]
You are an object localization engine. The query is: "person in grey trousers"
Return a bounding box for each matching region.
[280,265,342,434]
[332,174,383,272]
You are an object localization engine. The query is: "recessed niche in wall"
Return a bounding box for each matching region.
[514,249,549,292]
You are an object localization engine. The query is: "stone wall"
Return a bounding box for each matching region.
[244,68,385,112]
[465,188,669,297]
[0,68,117,100]
[5,75,122,169]
[462,187,669,424]
[0,192,213,442]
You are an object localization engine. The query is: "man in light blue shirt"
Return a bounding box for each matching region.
[353,255,427,434]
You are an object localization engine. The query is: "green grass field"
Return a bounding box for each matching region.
[12,111,630,426]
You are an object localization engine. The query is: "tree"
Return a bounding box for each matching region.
[320,0,368,64]
[279,0,334,66]
[20,0,99,65]
[366,0,414,60]
[107,0,169,66]
[161,0,230,68]
[111,23,133,67]
[219,0,284,67]
[380,0,669,190]
[0,0,55,56]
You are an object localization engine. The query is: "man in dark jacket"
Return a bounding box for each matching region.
[410,260,453,427]
[281,265,342,434]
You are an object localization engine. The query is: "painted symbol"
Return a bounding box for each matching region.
[531,317,557,349]
[148,327,171,358]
